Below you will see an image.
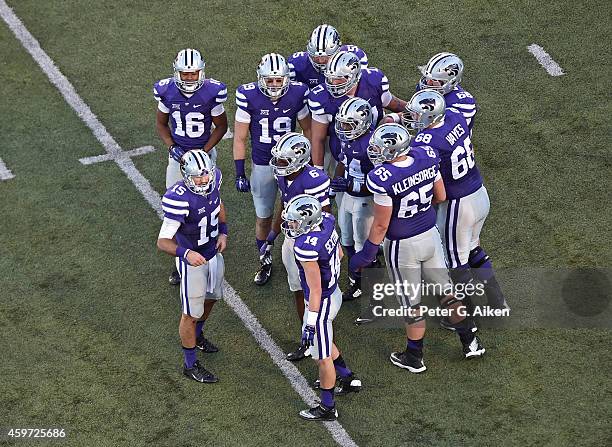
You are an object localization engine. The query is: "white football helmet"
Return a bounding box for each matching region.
[418,52,464,95]
[180,150,216,195]
[402,89,446,130]
[306,24,342,72]
[257,53,290,100]
[281,194,323,239]
[335,97,373,141]
[269,133,311,176]
[324,51,362,98]
[367,123,413,165]
[173,49,205,93]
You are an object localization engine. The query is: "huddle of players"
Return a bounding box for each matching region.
[154,24,508,422]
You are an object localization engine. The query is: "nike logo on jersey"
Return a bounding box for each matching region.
[194,104,202,108]
[283,108,292,113]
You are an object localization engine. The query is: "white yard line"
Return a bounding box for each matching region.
[0,157,15,180]
[79,145,156,165]
[0,2,357,445]
[527,44,565,76]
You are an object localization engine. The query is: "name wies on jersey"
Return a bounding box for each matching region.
[162,169,223,260]
[153,77,227,149]
[294,213,341,300]
[411,109,482,200]
[235,81,309,165]
[366,147,440,240]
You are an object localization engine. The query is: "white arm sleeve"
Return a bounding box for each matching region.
[373,192,393,206]
[211,104,225,117]
[158,217,181,239]
[235,107,252,123]
[158,101,170,113]
[381,91,393,108]
[297,104,310,120]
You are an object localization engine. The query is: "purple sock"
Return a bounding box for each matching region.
[343,245,356,258]
[407,337,424,354]
[183,346,197,368]
[333,355,353,379]
[256,239,265,251]
[320,387,335,409]
[196,321,205,338]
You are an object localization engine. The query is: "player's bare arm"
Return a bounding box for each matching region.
[232,120,250,162]
[157,236,207,266]
[156,109,174,148]
[298,114,312,141]
[310,119,328,167]
[385,94,407,113]
[432,177,446,205]
[302,260,322,314]
[204,112,228,152]
[367,203,393,245]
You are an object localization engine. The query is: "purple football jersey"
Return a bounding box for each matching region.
[153,77,227,149]
[161,168,223,260]
[309,67,389,160]
[277,165,330,209]
[293,212,341,300]
[366,146,440,240]
[338,129,375,197]
[410,109,482,200]
[415,83,478,129]
[287,45,368,89]
[235,82,309,165]
[445,86,477,129]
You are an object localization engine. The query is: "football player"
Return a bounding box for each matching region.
[403,89,507,315]
[282,194,360,421]
[417,52,477,129]
[308,51,407,200]
[350,124,485,372]
[157,150,227,383]
[331,98,376,302]
[232,53,311,286]
[265,133,331,361]
[287,24,368,90]
[154,48,228,285]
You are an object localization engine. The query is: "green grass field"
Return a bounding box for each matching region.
[1,1,611,446]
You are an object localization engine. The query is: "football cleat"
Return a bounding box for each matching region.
[354,303,379,325]
[439,317,457,331]
[342,280,362,301]
[169,269,180,286]
[286,344,311,361]
[462,335,486,359]
[196,336,219,353]
[336,374,362,395]
[390,350,427,373]
[299,403,338,421]
[183,360,218,383]
[254,263,272,286]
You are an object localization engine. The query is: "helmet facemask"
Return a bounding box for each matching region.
[257,53,290,100]
[335,97,373,141]
[173,49,206,93]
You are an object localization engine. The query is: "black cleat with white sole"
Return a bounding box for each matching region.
[336,374,362,395]
[287,344,311,361]
[462,336,486,359]
[183,360,218,383]
[390,350,427,373]
[253,263,272,286]
[169,269,180,286]
[299,403,338,421]
[196,336,219,353]
[354,303,379,325]
[342,277,362,302]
